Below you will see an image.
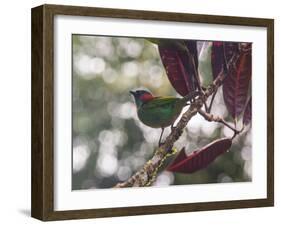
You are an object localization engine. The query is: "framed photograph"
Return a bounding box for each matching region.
[31,4,274,221]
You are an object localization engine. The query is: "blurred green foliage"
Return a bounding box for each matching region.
[72,35,252,190]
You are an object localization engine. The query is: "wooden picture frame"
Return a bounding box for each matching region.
[31,4,274,221]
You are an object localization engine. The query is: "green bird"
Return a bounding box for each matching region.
[130,90,198,146]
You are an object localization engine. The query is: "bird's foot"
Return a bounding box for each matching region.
[167,147,178,155]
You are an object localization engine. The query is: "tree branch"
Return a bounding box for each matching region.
[114,71,226,188]
[198,109,243,136]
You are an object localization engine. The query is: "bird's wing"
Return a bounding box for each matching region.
[141,96,180,109]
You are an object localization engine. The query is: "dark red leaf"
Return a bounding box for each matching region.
[224,42,240,61]
[167,138,232,174]
[211,42,239,79]
[222,44,252,119]
[158,40,198,96]
[243,97,252,125]
[211,42,224,79]
[184,40,198,69]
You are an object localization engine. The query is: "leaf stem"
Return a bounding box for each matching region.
[206,89,218,113]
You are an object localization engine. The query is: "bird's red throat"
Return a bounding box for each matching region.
[139,93,154,103]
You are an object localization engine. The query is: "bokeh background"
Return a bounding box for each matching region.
[72,35,252,190]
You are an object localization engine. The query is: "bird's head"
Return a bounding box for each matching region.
[130,90,154,107]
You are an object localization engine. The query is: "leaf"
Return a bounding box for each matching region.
[199,42,213,87]
[211,42,239,79]
[243,97,252,125]
[146,38,161,45]
[224,42,240,61]
[184,40,198,69]
[167,138,232,174]
[211,42,224,79]
[158,40,198,96]
[222,44,252,119]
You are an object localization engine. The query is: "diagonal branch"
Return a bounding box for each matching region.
[198,109,243,136]
[114,70,226,188]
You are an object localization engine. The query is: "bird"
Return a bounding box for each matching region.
[130,89,198,146]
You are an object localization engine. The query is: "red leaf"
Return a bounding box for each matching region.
[211,42,224,79]
[184,40,198,69]
[158,40,198,96]
[224,42,240,61]
[211,42,239,79]
[167,138,232,174]
[222,44,252,119]
[243,97,252,125]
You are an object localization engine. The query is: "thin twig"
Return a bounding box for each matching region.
[206,89,218,113]
[222,42,229,73]
[198,109,244,138]
[184,44,207,108]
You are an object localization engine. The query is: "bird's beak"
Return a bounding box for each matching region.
[129,90,136,96]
